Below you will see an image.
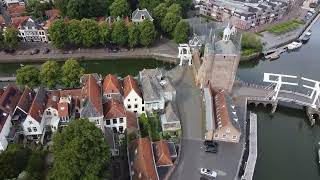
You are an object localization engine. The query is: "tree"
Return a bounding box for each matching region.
[174,0,192,16]
[0,144,30,179]
[80,19,100,47]
[99,21,111,45]
[139,113,150,137]
[139,19,156,47]
[54,0,69,16]
[0,29,4,49]
[67,19,82,46]
[49,19,68,48]
[153,3,167,27]
[16,65,40,88]
[50,119,110,179]
[40,61,61,89]
[138,0,161,11]
[128,24,139,48]
[110,0,131,17]
[4,27,19,49]
[62,59,85,88]
[174,20,190,43]
[111,19,128,46]
[161,12,181,36]
[25,151,45,180]
[168,3,182,16]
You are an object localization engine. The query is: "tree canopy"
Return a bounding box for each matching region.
[110,0,131,17]
[0,144,30,179]
[153,3,167,27]
[49,19,68,48]
[16,65,40,88]
[4,27,19,49]
[62,59,85,88]
[161,12,181,36]
[111,19,128,46]
[174,20,190,43]
[55,0,108,19]
[50,119,110,179]
[139,19,156,47]
[67,19,82,46]
[138,0,161,12]
[80,19,100,47]
[99,21,112,45]
[40,61,61,89]
[25,151,45,180]
[128,24,140,48]
[167,3,182,16]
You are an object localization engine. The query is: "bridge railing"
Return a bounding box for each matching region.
[235,77,275,90]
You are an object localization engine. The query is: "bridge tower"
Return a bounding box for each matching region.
[301,77,320,108]
[178,44,192,66]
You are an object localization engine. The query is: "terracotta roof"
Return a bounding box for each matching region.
[46,90,60,110]
[58,102,69,117]
[11,16,30,28]
[28,87,47,123]
[0,84,22,114]
[60,89,82,97]
[123,75,142,99]
[129,137,159,180]
[7,4,26,17]
[154,140,173,167]
[103,74,122,95]
[16,87,35,113]
[81,74,103,115]
[103,99,126,119]
[45,9,60,19]
[126,111,138,131]
[0,15,5,26]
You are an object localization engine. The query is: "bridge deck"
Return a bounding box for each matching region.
[0,77,16,82]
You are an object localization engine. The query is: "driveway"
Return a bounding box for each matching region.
[167,66,245,180]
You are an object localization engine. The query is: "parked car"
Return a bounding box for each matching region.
[200,168,217,178]
[204,140,218,147]
[204,146,217,153]
[42,47,50,54]
[4,49,15,54]
[30,49,39,55]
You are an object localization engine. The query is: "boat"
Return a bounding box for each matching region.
[287,41,302,50]
[318,142,320,164]
[301,31,312,43]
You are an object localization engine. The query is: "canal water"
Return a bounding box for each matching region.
[238,20,320,179]
[0,21,320,180]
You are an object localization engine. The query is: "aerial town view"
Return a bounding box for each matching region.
[0,0,320,180]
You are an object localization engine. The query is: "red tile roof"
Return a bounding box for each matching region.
[126,111,138,131]
[16,87,35,113]
[103,99,126,119]
[0,84,22,114]
[129,137,159,180]
[123,75,142,99]
[214,89,231,127]
[28,87,47,123]
[58,102,69,117]
[46,90,60,110]
[7,4,26,17]
[81,74,103,114]
[45,9,60,19]
[103,74,122,95]
[11,16,30,28]
[154,140,173,167]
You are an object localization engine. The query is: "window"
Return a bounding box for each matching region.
[96,119,100,125]
[119,126,124,133]
[134,104,138,108]
[106,120,111,125]
[29,121,33,125]
[142,107,144,111]
[135,98,137,101]
[119,118,124,123]
[47,111,51,115]
[112,127,117,133]
[214,134,219,138]
[226,128,231,133]
[113,119,117,124]
[134,111,137,113]
[128,99,130,102]
[128,105,131,109]
[33,127,37,132]
[222,134,226,138]
[28,127,32,132]
[233,135,237,140]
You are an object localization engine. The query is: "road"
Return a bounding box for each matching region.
[168,66,244,180]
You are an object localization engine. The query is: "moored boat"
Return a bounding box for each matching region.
[287,41,302,50]
[302,30,312,43]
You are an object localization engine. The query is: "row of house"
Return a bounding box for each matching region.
[198,0,289,30]
[0,68,182,154]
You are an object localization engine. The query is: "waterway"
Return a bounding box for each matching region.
[238,20,320,180]
[0,21,320,180]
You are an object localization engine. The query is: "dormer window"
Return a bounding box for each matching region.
[141,15,145,20]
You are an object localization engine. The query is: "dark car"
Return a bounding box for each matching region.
[30,49,40,55]
[204,140,218,147]
[42,47,50,54]
[4,49,15,54]
[204,146,217,153]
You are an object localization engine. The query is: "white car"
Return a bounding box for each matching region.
[200,168,217,178]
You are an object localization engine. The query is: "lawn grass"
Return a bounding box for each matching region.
[267,20,303,34]
[241,48,259,57]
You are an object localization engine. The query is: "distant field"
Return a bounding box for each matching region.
[267,20,303,34]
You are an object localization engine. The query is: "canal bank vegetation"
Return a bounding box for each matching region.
[266,20,303,34]
[16,58,84,89]
[241,32,263,57]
